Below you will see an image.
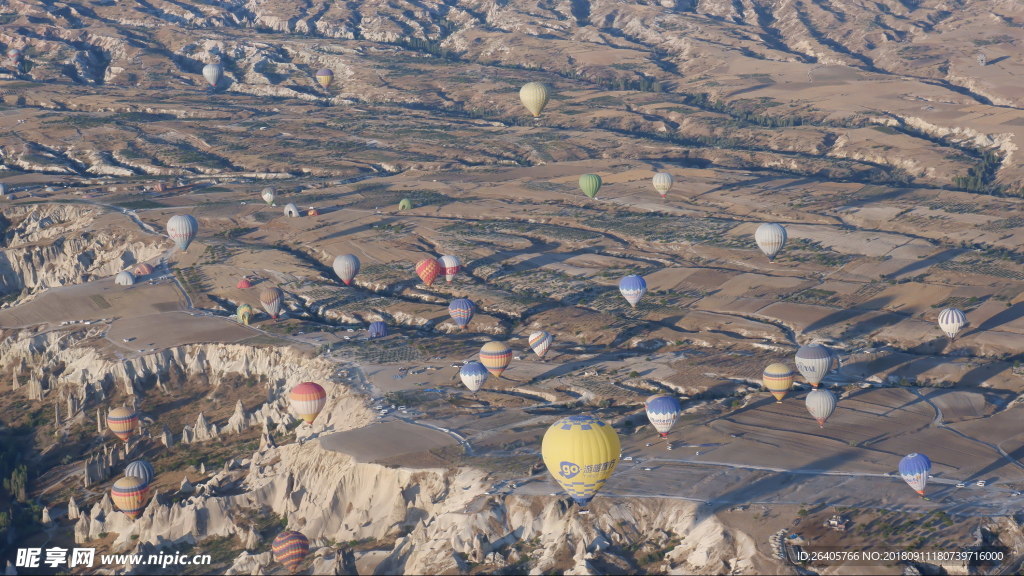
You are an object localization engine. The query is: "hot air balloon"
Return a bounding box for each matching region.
[368,321,388,339]
[645,394,682,438]
[315,68,334,89]
[795,344,833,388]
[289,382,327,424]
[111,476,149,520]
[448,298,475,330]
[755,223,787,262]
[480,341,512,378]
[652,172,674,199]
[284,203,300,217]
[899,453,931,497]
[237,303,253,325]
[762,363,794,403]
[307,208,320,217]
[805,389,836,428]
[107,407,138,443]
[7,48,22,62]
[438,254,462,283]
[579,174,602,199]
[0,183,6,197]
[528,330,554,358]
[114,271,135,286]
[261,187,275,205]
[134,263,154,276]
[259,286,284,319]
[237,278,252,289]
[937,308,967,340]
[398,198,413,211]
[333,254,360,286]
[460,361,489,393]
[519,82,550,117]
[166,214,198,252]
[124,460,155,491]
[202,62,223,88]
[272,531,310,573]
[415,258,442,286]
[542,414,620,508]
[619,275,647,308]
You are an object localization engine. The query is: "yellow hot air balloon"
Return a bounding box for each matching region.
[542,414,620,508]
[111,476,149,519]
[762,363,794,403]
[479,341,512,378]
[519,82,550,117]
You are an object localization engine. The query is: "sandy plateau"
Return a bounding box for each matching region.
[2,0,1024,574]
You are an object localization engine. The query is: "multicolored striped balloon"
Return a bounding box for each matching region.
[107,406,138,443]
[762,363,794,403]
[111,476,149,519]
[415,258,441,286]
[528,330,554,358]
[272,531,310,573]
[479,341,513,378]
[289,382,327,424]
[448,298,475,330]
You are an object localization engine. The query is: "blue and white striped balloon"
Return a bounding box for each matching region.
[459,361,489,393]
[618,275,647,308]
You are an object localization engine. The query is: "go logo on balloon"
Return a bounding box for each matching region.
[560,461,581,479]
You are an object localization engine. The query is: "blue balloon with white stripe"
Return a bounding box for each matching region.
[618,275,647,308]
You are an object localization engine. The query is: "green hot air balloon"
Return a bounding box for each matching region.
[398,198,413,211]
[579,174,602,199]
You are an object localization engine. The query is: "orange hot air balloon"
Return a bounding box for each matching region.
[237,278,252,289]
[107,406,138,443]
[479,341,513,378]
[289,382,327,424]
[415,258,442,286]
[111,476,149,519]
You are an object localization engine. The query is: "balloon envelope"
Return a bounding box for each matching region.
[115,271,135,286]
[259,286,284,319]
[937,308,967,340]
[438,255,462,282]
[762,363,794,403]
[619,275,647,308]
[202,63,223,88]
[652,172,674,197]
[805,389,836,428]
[479,341,512,378]
[107,407,138,442]
[519,82,550,117]
[448,298,475,329]
[899,453,931,496]
[368,321,388,339]
[289,382,327,424]
[134,263,154,276]
[415,258,442,286]
[124,460,155,490]
[112,476,149,519]
[261,187,275,205]
[272,531,310,573]
[166,214,198,252]
[795,344,832,387]
[579,174,602,199]
[398,198,413,210]
[755,223,787,261]
[528,330,554,358]
[542,414,620,507]
[315,68,333,89]
[645,394,682,437]
[460,361,489,393]
[333,254,360,286]
[237,303,253,325]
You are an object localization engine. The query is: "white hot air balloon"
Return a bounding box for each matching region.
[795,343,833,388]
[805,388,837,428]
[652,172,674,198]
[203,62,223,88]
[166,214,198,252]
[937,308,967,340]
[261,187,275,205]
[755,223,787,262]
[519,82,550,118]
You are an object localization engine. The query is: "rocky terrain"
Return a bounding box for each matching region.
[2,0,1024,575]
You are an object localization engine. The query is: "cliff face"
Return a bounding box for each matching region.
[0,205,164,296]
